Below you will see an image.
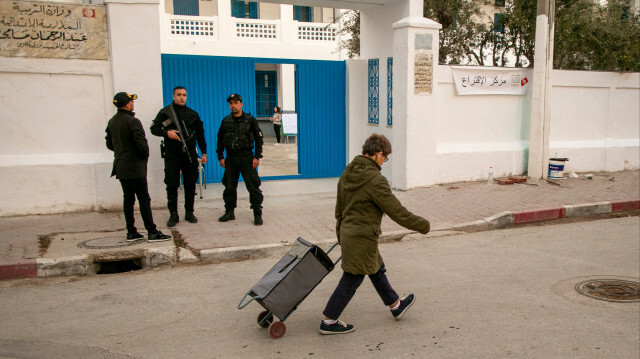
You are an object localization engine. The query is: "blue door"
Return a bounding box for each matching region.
[255,71,277,117]
[161,55,346,182]
[231,0,258,19]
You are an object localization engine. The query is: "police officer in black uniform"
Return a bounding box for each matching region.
[216,94,264,225]
[150,86,207,227]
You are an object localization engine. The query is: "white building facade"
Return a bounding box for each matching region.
[0,0,638,216]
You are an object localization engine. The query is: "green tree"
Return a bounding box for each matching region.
[424,0,491,65]
[336,10,360,59]
[338,0,639,72]
[554,0,640,72]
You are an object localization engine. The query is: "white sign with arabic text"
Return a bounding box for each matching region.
[451,67,533,95]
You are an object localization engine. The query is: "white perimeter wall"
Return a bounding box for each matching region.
[347,63,640,187]
[0,0,165,217]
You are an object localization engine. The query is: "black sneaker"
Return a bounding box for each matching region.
[167,212,179,227]
[391,294,415,321]
[218,210,235,222]
[148,230,172,242]
[254,214,263,226]
[185,212,198,223]
[126,232,143,242]
[319,320,355,335]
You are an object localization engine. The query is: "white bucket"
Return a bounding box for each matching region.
[548,158,568,179]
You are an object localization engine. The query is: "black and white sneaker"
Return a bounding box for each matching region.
[126,232,143,242]
[319,320,355,335]
[391,294,415,321]
[148,230,172,242]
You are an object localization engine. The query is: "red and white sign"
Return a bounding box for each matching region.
[82,8,95,18]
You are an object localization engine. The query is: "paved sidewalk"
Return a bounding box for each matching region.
[1,170,638,280]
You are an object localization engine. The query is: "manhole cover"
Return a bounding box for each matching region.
[575,279,640,302]
[77,236,142,249]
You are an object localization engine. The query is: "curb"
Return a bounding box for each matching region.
[1,199,638,280]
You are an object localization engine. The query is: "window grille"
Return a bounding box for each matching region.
[387,57,393,126]
[236,22,277,39]
[368,59,379,125]
[297,25,336,41]
[170,19,214,37]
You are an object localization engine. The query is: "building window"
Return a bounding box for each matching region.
[231,0,258,19]
[494,13,505,33]
[294,6,313,22]
[621,6,630,21]
[387,57,393,127]
[174,0,199,16]
[255,71,277,117]
[495,0,505,7]
[368,59,379,125]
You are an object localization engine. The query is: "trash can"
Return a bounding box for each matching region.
[548,158,569,179]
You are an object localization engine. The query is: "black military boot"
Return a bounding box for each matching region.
[167,212,179,227]
[185,212,198,223]
[253,210,263,226]
[218,209,235,222]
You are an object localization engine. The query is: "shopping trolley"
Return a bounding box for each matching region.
[237,237,341,338]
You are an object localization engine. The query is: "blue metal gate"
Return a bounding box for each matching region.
[160,54,346,183]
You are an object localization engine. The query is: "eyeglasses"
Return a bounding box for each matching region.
[383,155,389,162]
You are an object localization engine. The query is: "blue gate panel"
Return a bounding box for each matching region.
[297,61,346,178]
[161,55,346,182]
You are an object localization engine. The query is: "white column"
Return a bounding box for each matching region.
[217,0,233,42]
[391,17,441,190]
[278,64,296,112]
[528,0,554,179]
[280,4,294,46]
[105,0,164,193]
[106,0,163,121]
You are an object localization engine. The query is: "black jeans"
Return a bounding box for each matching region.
[222,150,263,212]
[164,154,198,213]
[322,263,399,320]
[273,124,281,143]
[119,178,157,234]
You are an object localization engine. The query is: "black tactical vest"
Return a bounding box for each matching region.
[222,114,254,150]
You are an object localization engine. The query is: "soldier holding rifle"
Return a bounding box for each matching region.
[151,86,207,227]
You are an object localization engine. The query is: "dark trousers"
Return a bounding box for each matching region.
[164,155,198,213]
[274,124,281,143]
[222,151,263,213]
[322,263,399,320]
[119,178,157,234]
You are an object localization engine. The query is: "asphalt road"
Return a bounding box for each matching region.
[1,216,639,359]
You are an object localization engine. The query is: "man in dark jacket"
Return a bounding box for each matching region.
[105,92,171,242]
[150,86,207,227]
[216,94,264,225]
[319,134,430,335]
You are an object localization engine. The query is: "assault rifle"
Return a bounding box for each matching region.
[167,104,193,164]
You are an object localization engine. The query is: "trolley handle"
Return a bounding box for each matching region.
[324,242,342,265]
[237,290,260,309]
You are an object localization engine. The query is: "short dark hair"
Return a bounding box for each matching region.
[362,134,392,157]
[173,86,186,94]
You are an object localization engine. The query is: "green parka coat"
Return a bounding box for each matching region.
[336,155,430,275]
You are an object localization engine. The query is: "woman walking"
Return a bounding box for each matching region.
[319,134,430,335]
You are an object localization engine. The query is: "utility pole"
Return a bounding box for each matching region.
[528,0,555,179]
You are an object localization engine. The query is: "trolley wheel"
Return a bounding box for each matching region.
[257,311,273,328]
[269,321,286,339]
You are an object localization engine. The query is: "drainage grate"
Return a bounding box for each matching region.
[575,279,640,302]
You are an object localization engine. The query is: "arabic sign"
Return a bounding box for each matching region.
[451,66,533,95]
[0,0,107,60]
